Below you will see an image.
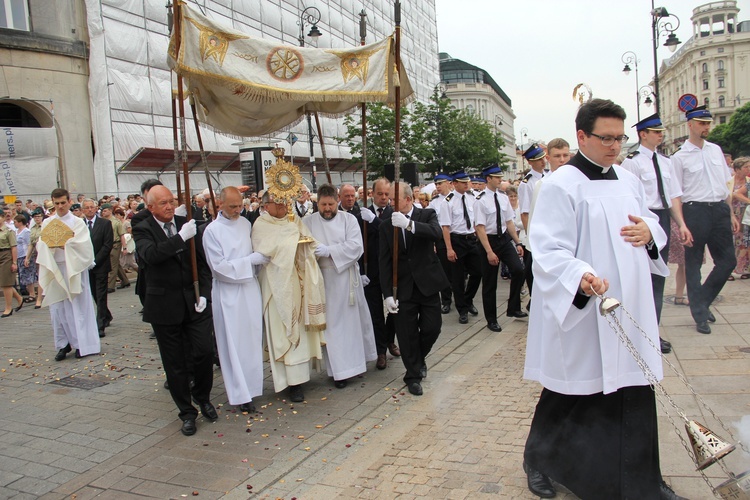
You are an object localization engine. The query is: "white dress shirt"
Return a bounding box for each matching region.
[619,144,682,210]
[474,188,514,236]
[438,191,476,235]
[672,140,731,203]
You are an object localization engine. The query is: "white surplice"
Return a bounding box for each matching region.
[304,211,377,380]
[202,214,263,405]
[524,164,668,395]
[36,212,100,356]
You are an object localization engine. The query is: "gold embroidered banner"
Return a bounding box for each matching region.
[168,2,413,137]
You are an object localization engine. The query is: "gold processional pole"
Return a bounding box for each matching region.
[391,0,402,299]
[172,0,200,303]
[359,9,369,275]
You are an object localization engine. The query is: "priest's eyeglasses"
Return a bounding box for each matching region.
[588,133,629,146]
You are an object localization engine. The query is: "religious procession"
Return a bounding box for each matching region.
[2,1,750,499]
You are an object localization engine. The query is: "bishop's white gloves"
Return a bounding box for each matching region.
[360,208,376,223]
[195,296,207,313]
[314,244,330,258]
[178,219,197,241]
[174,204,187,217]
[384,297,399,314]
[249,252,270,266]
[391,211,409,229]
[361,275,371,287]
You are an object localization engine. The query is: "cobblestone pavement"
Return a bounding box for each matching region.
[0,264,748,500]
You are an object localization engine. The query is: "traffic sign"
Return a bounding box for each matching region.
[678,94,698,112]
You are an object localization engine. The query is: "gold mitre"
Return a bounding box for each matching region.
[40,218,75,248]
[265,145,303,220]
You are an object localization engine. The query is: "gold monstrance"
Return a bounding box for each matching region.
[264,146,313,243]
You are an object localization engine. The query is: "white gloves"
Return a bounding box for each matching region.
[391,211,409,229]
[314,244,330,258]
[360,208,376,223]
[178,219,197,241]
[174,204,187,217]
[88,261,97,270]
[249,252,270,266]
[195,296,207,313]
[384,297,399,313]
[361,275,371,287]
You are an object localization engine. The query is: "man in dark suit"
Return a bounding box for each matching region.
[133,185,217,436]
[379,183,449,396]
[82,199,113,337]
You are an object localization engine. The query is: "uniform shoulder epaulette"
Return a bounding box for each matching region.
[476,191,486,199]
[445,192,455,202]
[522,172,532,183]
[626,151,640,159]
[669,147,682,157]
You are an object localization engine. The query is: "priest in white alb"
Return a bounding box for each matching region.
[303,184,377,388]
[522,99,682,500]
[202,187,268,413]
[36,188,100,361]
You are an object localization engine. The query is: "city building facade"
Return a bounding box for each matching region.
[659,0,750,152]
[438,52,516,173]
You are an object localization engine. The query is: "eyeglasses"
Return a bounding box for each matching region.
[588,133,629,146]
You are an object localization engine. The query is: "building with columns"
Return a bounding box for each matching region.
[658,1,750,152]
[438,52,517,172]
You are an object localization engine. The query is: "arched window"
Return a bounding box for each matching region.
[719,95,725,107]
[718,60,724,70]
[702,62,708,73]
[465,104,475,115]
[0,103,43,127]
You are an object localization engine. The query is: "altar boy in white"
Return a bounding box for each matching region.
[304,184,377,388]
[202,187,268,413]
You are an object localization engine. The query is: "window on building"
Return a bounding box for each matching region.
[719,96,725,107]
[702,63,709,73]
[0,0,30,30]
[703,80,709,90]
[718,78,725,88]
[718,60,725,70]
[700,50,706,56]
[718,47,724,53]
[704,98,710,107]
[720,116,727,124]
[466,104,475,115]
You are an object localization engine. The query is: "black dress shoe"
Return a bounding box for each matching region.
[181,418,197,436]
[54,344,72,361]
[74,349,82,358]
[107,288,115,293]
[660,337,672,354]
[508,311,529,318]
[523,462,556,498]
[334,379,348,389]
[117,282,130,289]
[14,301,23,312]
[1,310,12,318]
[696,321,711,334]
[420,364,427,379]
[289,384,305,402]
[239,402,256,413]
[487,322,502,332]
[408,382,423,396]
[467,304,478,316]
[104,319,111,328]
[659,480,688,500]
[198,402,218,421]
[707,311,716,323]
[458,313,468,324]
[149,331,156,340]
[441,303,451,314]
[163,380,169,390]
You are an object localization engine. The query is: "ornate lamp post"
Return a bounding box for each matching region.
[639,85,656,108]
[651,3,681,115]
[298,7,322,191]
[621,51,642,122]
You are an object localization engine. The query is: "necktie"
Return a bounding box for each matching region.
[88,219,93,231]
[461,194,471,230]
[165,222,175,237]
[652,153,669,209]
[494,193,503,235]
[377,207,383,218]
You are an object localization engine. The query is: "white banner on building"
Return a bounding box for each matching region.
[0,128,59,199]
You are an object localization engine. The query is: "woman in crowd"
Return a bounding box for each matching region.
[730,156,750,280]
[0,207,23,317]
[505,186,523,281]
[24,209,44,308]
[13,214,35,303]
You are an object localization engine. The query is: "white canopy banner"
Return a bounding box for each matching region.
[168,2,413,137]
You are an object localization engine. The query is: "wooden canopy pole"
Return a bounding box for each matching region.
[173,0,200,303]
[314,112,333,184]
[189,97,217,219]
[171,95,182,202]
[359,9,369,275]
[391,0,402,299]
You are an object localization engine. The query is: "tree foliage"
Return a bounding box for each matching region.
[336,86,505,177]
[706,102,750,157]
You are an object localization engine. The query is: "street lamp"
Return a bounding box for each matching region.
[298,6,322,192]
[621,51,642,122]
[651,3,681,115]
[639,86,655,108]
[494,114,504,153]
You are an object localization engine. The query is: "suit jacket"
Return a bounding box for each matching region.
[87,216,113,275]
[133,214,212,325]
[379,207,449,302]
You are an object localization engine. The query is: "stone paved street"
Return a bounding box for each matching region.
[0,262,748,500]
